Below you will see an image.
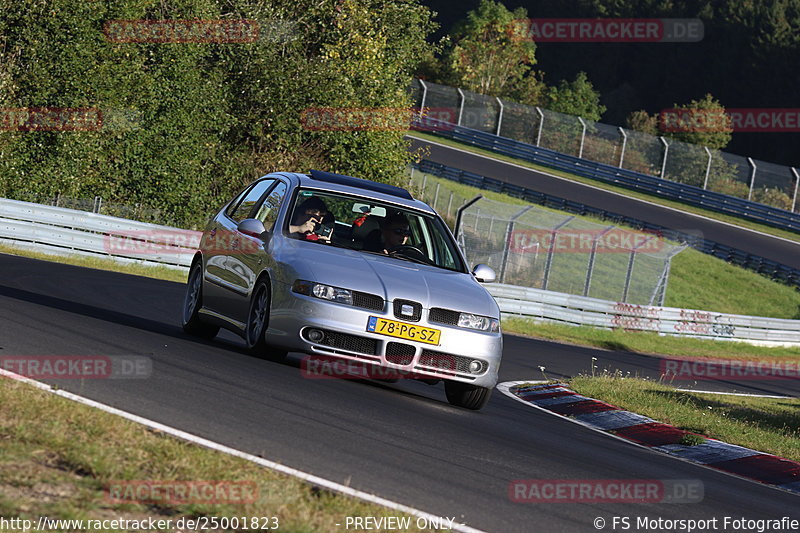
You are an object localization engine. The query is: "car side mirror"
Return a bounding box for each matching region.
[472,264,496,283]
[237,218,268,240]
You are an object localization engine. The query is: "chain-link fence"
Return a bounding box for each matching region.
[412,79,800,213]
[408,167,686,305]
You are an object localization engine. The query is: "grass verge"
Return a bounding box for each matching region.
[409,131,800,245]
[502,318,800,362]
[568,375,800,463]
[0,243,186,283]
[0,377,445,532]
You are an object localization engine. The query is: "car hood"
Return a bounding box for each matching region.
[278,240,498,317]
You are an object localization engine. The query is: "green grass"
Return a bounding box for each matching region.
[409,131,800,245]
[568,375,800,462]
[667,249,800,319]
[0,378,445,532]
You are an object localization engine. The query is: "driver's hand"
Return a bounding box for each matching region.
[297,217,319,234]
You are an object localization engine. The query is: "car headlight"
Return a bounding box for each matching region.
[458,312,500,332]
[292,280,353,305]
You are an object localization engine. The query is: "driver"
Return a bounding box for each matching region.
[289,196,332,242]
[379,212,411,253]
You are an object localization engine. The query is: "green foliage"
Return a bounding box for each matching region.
[625,110,659,136]
[0,0,437,228]
[662,93,732,150]
[440,0,537,97]
[544,72,606,121]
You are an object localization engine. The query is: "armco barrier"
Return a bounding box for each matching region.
[0,198,199,269]
[412,118,800,234]
[487,283,800,346]
[2,197,799,346]
[413,159,800,288]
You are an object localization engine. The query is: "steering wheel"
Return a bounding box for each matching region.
[388,244,428,261]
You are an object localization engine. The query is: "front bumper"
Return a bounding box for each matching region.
[267,284,502,388]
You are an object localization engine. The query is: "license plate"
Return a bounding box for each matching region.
[366,317,441,345]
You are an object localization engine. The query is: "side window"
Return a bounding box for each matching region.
[229,179,274,222]
[254,181,288,230]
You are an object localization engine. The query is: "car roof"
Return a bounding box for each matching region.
[271,171,436,214]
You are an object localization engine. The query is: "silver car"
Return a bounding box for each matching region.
[182,170,502,409]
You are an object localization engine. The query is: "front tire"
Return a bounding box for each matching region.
[182,262,219,339]
[245,279,287,361]
[444,380,492,410]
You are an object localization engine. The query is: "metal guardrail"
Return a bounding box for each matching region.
[413,159,800,288]
[487,283,800,346]
[2,197,798,345]
[412,118,800,234]
[0,198,199,269]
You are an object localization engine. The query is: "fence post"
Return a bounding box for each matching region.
[578,117,587,159]
[792,167,800,212]
[535,107,544,146]
[417,80,428,120]
[499,205,533,284]
[457,88,465,126]
[584,226,615,297]
[747,157,757,201]
[421,174,427,201]
[495,97,504,136]
[703,147,712,190]
[446,192,454,218]
[659,137,669,178]
[618,127,627,168]
[541,217,575,291]
[432,182,440,210]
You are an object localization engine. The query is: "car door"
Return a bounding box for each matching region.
[209,178,275,321]
[227,179,289,323]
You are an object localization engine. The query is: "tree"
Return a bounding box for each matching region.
[544,72,606,121]
[661,94,732,150]
[625,110,659,135]
[441,0,537,96]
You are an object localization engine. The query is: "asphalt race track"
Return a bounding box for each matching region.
[1,253,798,532]
[408,136,800,270]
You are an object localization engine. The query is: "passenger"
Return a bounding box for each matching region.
[289,196,332,242]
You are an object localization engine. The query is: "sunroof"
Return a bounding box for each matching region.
[308,169,414,200]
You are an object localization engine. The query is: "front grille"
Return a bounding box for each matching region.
[428,307,460,326]
[418,349,486,375]
[310,329,378,356]
[393,299,422,321]
[385,342,415,365]
[353,291,384,311]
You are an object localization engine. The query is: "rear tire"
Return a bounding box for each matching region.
[182,262,219,339]
[444,381,492,410]
[245,279,287,361]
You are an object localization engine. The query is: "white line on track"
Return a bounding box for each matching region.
[676,389,794,399]
[0,368,487,533]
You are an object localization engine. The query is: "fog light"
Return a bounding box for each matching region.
[306,329,325,343]
[469,360,484,374]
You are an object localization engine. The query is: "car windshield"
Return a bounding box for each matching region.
[286,189,466,272]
